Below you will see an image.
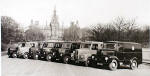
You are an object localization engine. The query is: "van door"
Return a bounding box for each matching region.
[120,44,134,62]
[116,44,124,61]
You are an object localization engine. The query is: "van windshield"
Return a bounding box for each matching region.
[43,43,54,48]
[20,43,31,47]
[54,43,62,48]
[103,43,116,50]
[62,43,71,49]
[71,43,80,49]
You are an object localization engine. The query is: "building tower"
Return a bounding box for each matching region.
[49,7,60,40]
[43,7,63,41]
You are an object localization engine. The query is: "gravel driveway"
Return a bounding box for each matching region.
[2,55,150,76]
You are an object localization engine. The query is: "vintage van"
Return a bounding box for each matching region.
[72,41,103,66]
[89,41,142,70]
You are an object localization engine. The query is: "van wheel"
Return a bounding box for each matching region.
[90,61,97,67]
[23,52,28,59]
[46,54,53,61]
[34,54,39,60]
[108,59,118,71]
[63,56,71,64]
[8,55,11,58]
[12,52,17,58]
[130,59,138,70]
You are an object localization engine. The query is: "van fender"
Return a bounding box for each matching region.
[109,56,119,60]
[130,57,138,64]
[130,57,138,61]
[107,56,119,64]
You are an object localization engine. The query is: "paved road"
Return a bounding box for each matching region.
[2,55,150,76]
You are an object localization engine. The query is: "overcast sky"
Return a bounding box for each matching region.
[0,0,150,28]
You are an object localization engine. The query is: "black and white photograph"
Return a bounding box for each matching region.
[0,0,150,76]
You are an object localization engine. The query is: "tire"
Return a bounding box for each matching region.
[108,59,118,71]
[130,59,138,70]
[63,56,71,64]
[33,53,39,60]
[8,55,11,58]
[8,53,12,58]
[23,52,28,59]
[46,54,53,61]
[90,61,97,67]
[12,52,17,58]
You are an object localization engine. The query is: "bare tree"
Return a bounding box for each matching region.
[80,27,90,41]
[1,16,24,43]
[1,16,24,51]
[25,26,45,41]
[63,21,80,41]
[86,17,149,46]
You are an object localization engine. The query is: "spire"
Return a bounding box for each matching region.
[49,5,60,40]
[51,6,59,25]
[54,5,56,16]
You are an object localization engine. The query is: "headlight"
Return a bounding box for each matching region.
[53,52,55,55]
[92,56,94,59]
[73,51,75,53]
[60,53,63,56]
[43,51,46,54]
[105,57,108,61]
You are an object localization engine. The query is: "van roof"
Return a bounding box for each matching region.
[81,41,103,44]
[105,41,140,45]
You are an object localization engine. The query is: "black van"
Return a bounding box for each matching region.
[47,42,81,64]
[28,42,43,60]
[89,41,142,70]
[39,41,63,61]
[45,42,63,61]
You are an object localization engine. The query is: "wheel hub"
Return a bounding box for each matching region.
[24,54,28,58]
[66,58,69,61]
[13,54,17,57]
[112,62,116,68]
[132,62,136,66]
[35,55,38,58]
[48,56,51,59]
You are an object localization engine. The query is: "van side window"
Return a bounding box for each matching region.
[117,44,123,51]
[92,44,98,50]
[71,43,80,49]
[22,43,25,47]
[99,44,103,49]
[119,47,123,51]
